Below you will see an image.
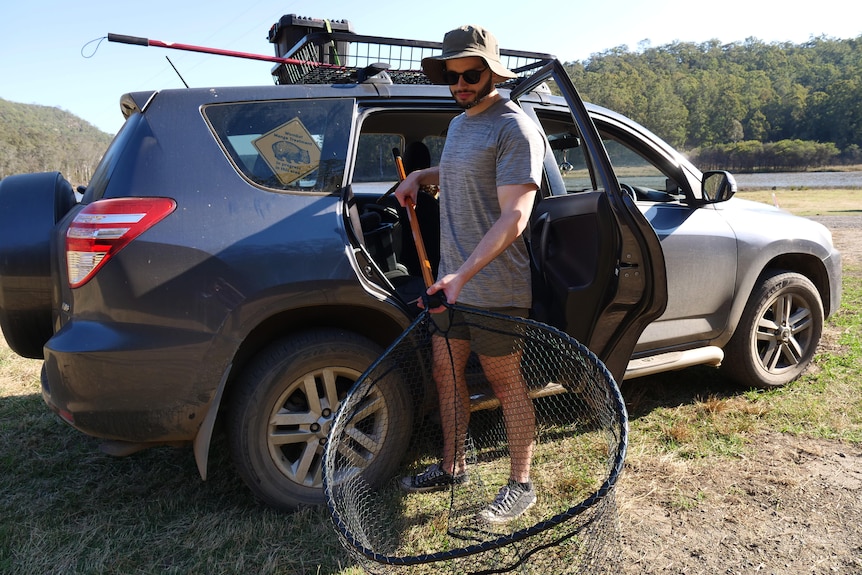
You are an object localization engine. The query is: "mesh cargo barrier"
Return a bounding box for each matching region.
[324,304,627,574]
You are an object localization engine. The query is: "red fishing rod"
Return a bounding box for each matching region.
[106,33,345,69]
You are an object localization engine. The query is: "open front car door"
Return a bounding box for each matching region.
[511,61,668,382]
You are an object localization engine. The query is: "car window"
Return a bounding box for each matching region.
[528,106,692,204]
[83,111,144,203]
[353,134,404,182]
[602,137,667,189]
[530,110,593,193]
[600,132,682,202]
[352,133,447,185]
[351,109,456,194]
[204,98,353,194]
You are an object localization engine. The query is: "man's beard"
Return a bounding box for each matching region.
[453,78,494,109]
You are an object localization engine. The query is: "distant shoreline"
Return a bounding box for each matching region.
[734,170,862,190]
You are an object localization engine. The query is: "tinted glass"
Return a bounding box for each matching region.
[83,112,144,202]
[532,110,593,193]
[204,98,353,193]
[601,136,669,191]
[353,134,404,182]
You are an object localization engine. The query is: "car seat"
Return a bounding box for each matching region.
[388,142,440,279]
[402,141,431,175]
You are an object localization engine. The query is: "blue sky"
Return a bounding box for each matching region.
[3,0,860,135]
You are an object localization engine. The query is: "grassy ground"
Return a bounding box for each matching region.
[1,192,859,575]
[737,187,862,216]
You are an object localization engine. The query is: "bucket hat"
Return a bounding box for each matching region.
[421,25,516,85]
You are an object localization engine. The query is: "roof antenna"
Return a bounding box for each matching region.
[165,56,190,88]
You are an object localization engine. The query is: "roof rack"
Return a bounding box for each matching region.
[268,26,555,86]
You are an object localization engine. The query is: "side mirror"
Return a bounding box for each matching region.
[702,171,737,203]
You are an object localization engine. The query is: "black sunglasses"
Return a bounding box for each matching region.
[442,67,488,85]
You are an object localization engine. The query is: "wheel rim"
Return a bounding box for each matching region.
[754,291,815,374]
[266,366,389,488]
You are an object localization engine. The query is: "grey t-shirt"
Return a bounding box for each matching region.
[437,98,546,308]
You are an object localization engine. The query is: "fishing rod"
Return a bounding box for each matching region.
[106,33,346,70]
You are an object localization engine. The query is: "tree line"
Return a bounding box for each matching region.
[565,35,862,170]
[3,35,861,183]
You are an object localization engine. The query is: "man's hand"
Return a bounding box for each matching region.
[394,166,440,208]
[421,273,463,313]
[393,171,419,208]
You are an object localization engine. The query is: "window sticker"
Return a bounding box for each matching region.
[253,118,321,186]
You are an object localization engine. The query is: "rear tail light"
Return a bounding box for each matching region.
[66,198,177,288]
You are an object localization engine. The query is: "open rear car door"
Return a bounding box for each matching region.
[511,61,668,381]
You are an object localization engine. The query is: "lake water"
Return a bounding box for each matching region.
[733,171,862,189]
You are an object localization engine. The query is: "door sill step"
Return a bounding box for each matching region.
[625,346,724,380]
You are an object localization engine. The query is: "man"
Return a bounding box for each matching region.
[395,24,546,524]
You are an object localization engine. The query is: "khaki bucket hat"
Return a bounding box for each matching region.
[421,25,517,85]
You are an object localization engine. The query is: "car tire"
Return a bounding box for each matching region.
[722,270,824,388]
[0,172,76,358]
[228,329,412,511]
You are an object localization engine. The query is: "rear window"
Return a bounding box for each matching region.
[82,112,145,202]
[204,98,353,194]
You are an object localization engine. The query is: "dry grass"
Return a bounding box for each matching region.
[737,188,862,216]
[1,198,859,574]
[0,339,41,397]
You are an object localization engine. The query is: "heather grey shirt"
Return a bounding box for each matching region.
[437,98,546,308]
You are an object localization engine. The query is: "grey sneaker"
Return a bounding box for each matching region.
[477,480,536,524]
[400,463,469,493]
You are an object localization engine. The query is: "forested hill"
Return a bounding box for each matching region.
[566,35,862,170]
[3,35,861,179]
[0,98,113,187]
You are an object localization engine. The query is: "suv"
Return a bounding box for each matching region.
[0,18,841,510]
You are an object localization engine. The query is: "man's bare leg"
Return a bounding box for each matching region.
[481,351,535,483]
[432,334,472,476]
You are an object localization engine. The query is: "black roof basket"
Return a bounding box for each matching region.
[268,17,555,86]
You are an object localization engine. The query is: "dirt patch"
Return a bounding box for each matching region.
[814,215,862,266]
[615,216,862,575]
[618,434,862,574]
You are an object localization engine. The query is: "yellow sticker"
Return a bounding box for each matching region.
[253,118,321,186]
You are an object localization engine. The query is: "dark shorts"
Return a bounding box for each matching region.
[429,306,529,357]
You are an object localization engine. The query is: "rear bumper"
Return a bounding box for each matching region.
[40,320,221,443]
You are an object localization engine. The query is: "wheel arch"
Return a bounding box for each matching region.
[192,300,412,479]
[227,302,410,381]
[720,251,833,348]
[720,267,825,388]
[764,253,835,317]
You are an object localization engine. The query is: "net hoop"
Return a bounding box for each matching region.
[323,305,628,567]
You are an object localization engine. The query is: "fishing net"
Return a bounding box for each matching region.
[324,304,627,574]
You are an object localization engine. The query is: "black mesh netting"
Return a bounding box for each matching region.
[323,304,627,574]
